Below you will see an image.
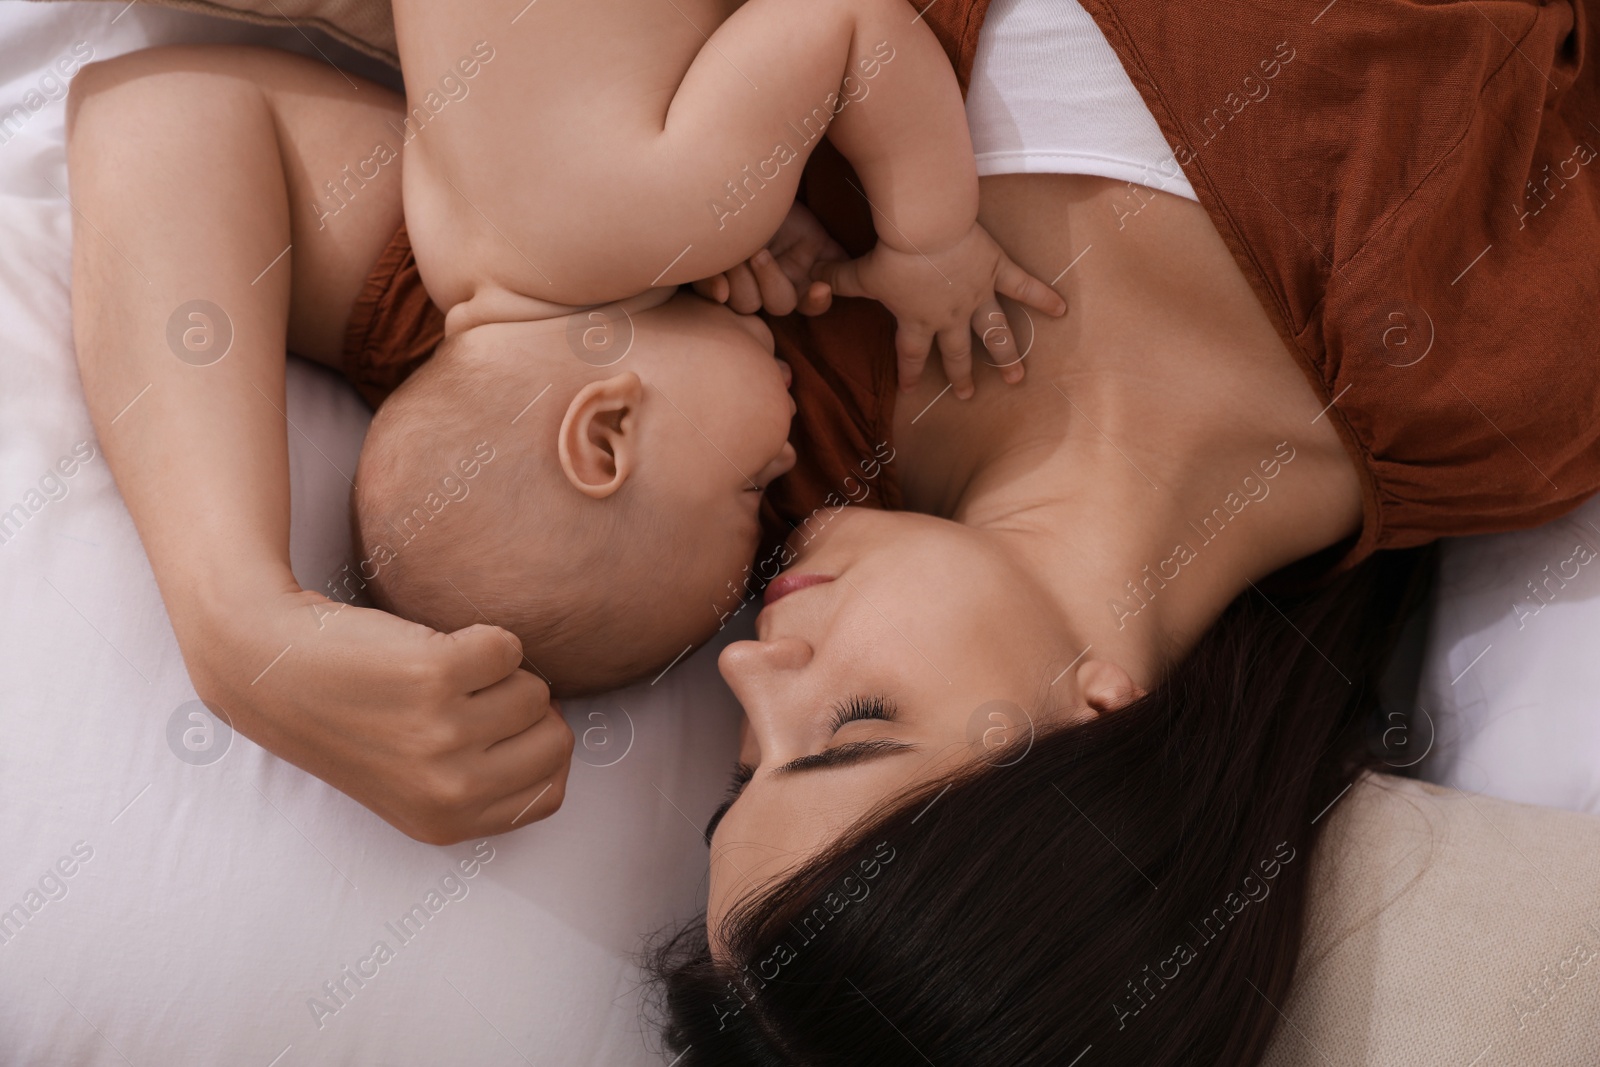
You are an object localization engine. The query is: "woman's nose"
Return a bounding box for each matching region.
[719,636,813,755]
[718,635,812,688]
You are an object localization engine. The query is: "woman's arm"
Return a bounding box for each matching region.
[68,45,570,844]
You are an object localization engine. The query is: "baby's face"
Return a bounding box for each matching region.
[631,294,797,626]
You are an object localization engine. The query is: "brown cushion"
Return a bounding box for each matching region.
[1267,774,1600,1065]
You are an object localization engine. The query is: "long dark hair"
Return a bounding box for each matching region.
[649,547,1431,1066]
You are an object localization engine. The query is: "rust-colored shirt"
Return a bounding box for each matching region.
[910,0,1599,566]
[341,222,445,410]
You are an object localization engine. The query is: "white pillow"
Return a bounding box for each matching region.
[1419,496,1600,812]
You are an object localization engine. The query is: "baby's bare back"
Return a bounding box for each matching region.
[392,0,744,319]
[393,0,1009,372]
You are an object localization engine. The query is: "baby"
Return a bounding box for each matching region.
[356,0,1065,693]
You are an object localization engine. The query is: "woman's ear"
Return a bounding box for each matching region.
[1076,659,1147,716]
[557,372,643,498]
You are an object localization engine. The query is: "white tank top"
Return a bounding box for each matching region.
[965,0,1198,202]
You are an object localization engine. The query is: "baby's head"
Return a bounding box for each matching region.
[352,291,795,694]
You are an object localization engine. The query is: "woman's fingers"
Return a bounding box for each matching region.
[938,325,975,399]
[442,623,528,694]
[484,772,569,833]
[462,664,557,741]
[973,300,1024,384]
[998,256,1067,316]
[478,701,574,811]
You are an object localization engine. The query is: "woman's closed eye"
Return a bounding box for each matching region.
[827,693,899,733]
[703,695,902,845]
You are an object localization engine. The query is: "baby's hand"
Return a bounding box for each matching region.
[692,201,845,317]
[812,223,1066,398]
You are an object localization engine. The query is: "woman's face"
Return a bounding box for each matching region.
[706,509,1100,936]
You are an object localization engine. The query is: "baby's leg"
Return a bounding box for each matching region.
[395,0,969,310]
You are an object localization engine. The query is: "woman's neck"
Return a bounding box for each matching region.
[893,174,1362,686]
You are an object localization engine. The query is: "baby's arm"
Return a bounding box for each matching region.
[650,0,1065,395]
[68,45,569,844]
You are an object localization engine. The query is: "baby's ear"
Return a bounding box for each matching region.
[557,372,643,498]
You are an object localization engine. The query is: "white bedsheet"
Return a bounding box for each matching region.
[1420,496,1600,813]
[0,5,739,1064]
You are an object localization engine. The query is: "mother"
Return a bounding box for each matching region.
[656,0,1600,1061]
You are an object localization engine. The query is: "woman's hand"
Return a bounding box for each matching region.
[693,201,845,316]
[812,222,1067,398]
[184,588,572,846]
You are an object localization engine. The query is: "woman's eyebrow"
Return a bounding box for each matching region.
[774,738,918,775]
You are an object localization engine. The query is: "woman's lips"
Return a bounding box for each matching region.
[763,572,834,605]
